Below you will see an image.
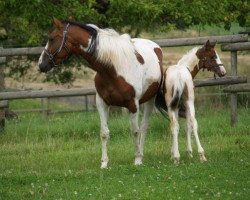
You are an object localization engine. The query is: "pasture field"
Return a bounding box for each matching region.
[0,103,249,200]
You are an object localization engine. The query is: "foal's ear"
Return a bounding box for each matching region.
[205,40,212,50]
[212,40,217,48]
[53,17,64,29]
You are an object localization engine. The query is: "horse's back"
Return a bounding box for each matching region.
[132,38,162,77]
[132,38,160,50]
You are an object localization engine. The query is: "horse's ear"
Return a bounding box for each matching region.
[205,40,211,50]
[53,17,63,28]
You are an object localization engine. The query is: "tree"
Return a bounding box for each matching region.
[0,0,249,83]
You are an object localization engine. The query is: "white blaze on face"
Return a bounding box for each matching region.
[216,52,226,75]
[38,42,48,65]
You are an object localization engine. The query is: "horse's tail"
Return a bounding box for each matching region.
[155,89,168,118]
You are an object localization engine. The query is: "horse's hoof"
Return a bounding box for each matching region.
[173,157,180,165]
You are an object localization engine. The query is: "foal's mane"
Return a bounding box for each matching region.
[177,47,199,66]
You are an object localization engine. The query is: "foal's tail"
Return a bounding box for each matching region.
[155,76,186,118]
[170,79,185,110]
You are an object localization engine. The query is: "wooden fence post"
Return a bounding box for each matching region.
[230,51,238,126]
[0,47,6,131]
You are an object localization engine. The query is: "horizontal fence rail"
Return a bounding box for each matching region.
[154,34,248,47]
[0,88,96,100]
[221,42,250,51]
[194,76,247,87]
[223,83,250,93]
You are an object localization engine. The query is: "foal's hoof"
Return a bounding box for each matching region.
[100,161,108,169]
[187,151,193,158]
[199,153,207,162]
[134,157,143,166]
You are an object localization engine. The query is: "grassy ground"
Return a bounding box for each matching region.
[0,105,249,200]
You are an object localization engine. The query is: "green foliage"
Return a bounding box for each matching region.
[0,0,249,83]
[1,0,249,46]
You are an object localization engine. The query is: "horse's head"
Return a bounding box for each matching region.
[196,40,226,77]
[38,18,97,73]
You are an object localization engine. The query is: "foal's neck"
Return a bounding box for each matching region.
[178,47,200,79]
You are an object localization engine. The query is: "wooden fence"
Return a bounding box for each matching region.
[0,34,249,130]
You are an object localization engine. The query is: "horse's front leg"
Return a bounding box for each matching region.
[129,100,142,165]
[139,98,155,159]
[96,94,110,169]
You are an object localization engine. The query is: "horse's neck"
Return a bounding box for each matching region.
[178,47,200,79]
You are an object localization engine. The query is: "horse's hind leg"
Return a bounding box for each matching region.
[168,108,180,164]
[129,100,142,165]
[186,100,207,162]
[96,94,110,169]
[139,98,155,159]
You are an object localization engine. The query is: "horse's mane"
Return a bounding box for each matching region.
[63,20,97,34]
[94,28,136,69]
[64,20,136,70]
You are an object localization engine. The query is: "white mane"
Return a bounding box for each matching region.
[91,26,137,70]
[177,47,199,68]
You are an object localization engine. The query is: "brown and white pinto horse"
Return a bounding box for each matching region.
[38,18,163,168]
[164,41,226,164]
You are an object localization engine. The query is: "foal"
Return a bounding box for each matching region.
[164,41,226,163]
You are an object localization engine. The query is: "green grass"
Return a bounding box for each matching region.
[0,107,249,200]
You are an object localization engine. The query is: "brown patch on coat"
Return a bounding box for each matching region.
[138,47,163,104]
[154,47,163,75]
[139,82,160,104]
[94,66,137,113]
[135,51,145,64]
[183,83,189,99]
[190,65,200,79]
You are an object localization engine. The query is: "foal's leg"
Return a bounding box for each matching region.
[139,98,155,158]
[168,108,180,164]
[129,100,142,165]
[186,100,207,162]
[185,103,193,158]
[96,94,110,168]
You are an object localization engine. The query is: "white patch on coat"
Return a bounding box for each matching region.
[89,25,162,99]
[216,52,226,75]
[38,42,48,65]
[80,36,92,52]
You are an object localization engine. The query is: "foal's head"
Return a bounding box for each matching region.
[38,18,96,73]
[196,40,226,77]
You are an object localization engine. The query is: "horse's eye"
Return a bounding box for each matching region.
[212,55,217,60]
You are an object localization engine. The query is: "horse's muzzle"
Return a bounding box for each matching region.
[38,61,53,73]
